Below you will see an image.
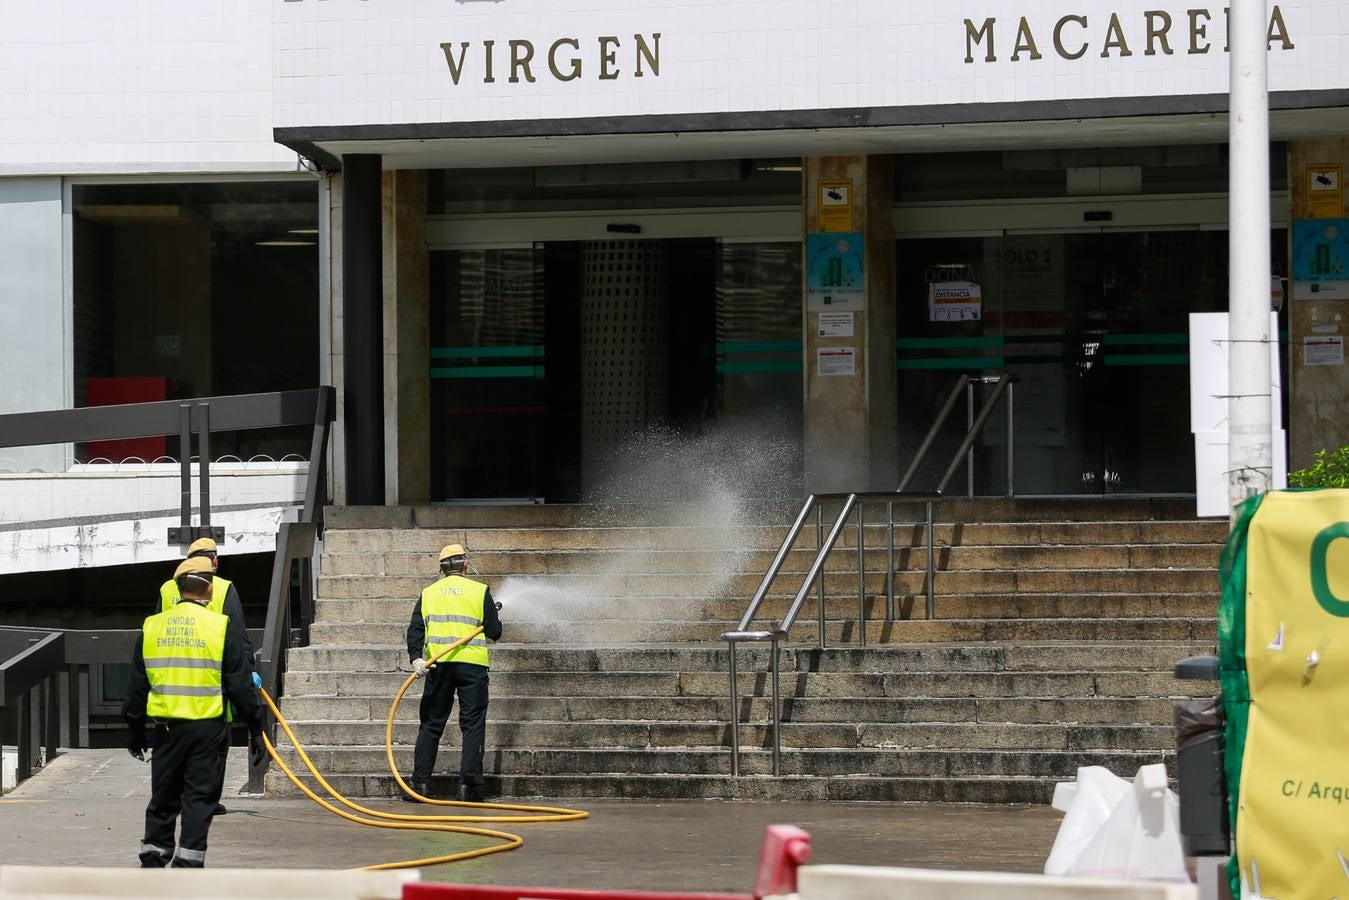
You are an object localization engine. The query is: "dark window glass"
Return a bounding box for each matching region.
[72,180,320,461]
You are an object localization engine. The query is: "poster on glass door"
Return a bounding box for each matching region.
[928,281,982,321]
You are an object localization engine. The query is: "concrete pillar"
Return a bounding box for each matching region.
[323,174,346,505]
[1288,140,1349,469]
[341,154,385,505]
[802,156,898,493]
[381,170,431,505]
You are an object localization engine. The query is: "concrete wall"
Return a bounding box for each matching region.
[0,178,66,473]
[1288,139,1349,468]
[0,463,306,574]
[0,1,297,175]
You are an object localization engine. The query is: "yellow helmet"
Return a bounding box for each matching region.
[439,543,467,563]
[174,556,214,580]
[187,537,218,557]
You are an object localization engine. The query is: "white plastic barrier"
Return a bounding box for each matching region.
[0,866,416,900]
[796,864,1197,900]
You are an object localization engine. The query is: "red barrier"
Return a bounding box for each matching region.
[404,824,812,900]
[404,888,749,900]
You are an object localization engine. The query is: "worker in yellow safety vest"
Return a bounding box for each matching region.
[123,556,263,868]
[158,536,257,817]
[403,543,502,803]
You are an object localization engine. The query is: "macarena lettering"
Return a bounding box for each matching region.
[964,7,1293,63]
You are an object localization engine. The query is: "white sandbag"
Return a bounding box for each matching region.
[1045,766,1132,877]
[1046,764,1189,883]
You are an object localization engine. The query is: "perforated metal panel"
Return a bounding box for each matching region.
[581,240,669,494]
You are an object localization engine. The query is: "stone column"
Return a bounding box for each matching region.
[1287,140,1349,469]
[802,156,897,493]
[381,170,431,504]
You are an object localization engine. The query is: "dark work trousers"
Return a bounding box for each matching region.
[140,718,227,868]
[412,662,489,787]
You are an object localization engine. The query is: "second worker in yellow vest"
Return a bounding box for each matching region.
[403,543,502,803]
[157,536,257,819]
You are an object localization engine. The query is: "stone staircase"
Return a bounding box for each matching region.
[269,499,1225,802]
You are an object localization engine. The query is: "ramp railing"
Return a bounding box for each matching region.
[722,372,1017,777]
[0,388,335,794]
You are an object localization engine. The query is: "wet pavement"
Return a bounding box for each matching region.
[0,749,1061,892]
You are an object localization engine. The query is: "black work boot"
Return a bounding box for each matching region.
[213,803,228,816]
[457,782,485,804]
[401,780,431,802]
[139,845,171,869]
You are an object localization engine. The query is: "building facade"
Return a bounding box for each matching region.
[4,1,1349,525]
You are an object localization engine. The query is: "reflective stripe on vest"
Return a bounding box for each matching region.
[142,603,227,720]
[160,576,231,616]
[421,575,490,667]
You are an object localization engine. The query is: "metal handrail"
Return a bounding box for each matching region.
[899,373,1018,497]
[721,490,938,776]
[722,371,1019,779]
[0,629,65,793]
[247,388,333,791]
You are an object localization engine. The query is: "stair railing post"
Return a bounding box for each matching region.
[966,381,976,498]
[728,640,739,778]
[770,635,781,778]
[926,500,936,620]
[197,403,211,535]
[178,404,192,537]
[1006,378,1016,497]
[816,504,826,650]
[856,502,866,648]
[886,501,895,623]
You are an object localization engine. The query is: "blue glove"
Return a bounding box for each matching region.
[252,672,263,691]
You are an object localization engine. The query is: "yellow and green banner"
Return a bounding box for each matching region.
[1220,489,1349,898]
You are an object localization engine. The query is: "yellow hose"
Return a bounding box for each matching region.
[259,627,588,870]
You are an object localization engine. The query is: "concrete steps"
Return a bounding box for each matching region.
[268,499,1220,801]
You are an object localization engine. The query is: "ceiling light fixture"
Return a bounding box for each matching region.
[287,227,320,235]
[256,240,316,247]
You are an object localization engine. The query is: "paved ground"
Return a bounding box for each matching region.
[1,750,1061,892]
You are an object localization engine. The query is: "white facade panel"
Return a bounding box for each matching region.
[273,0,1348,131]
[0,0,298,175]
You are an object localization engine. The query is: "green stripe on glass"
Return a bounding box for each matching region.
[1103,353,1189,366]
[896,336,1004,350]
[897,357,1006,370]
[430,346,545,359]
[1101,333,1189,346]
[717,340,803,354]
[717,361,803,374]
[430,366,545,379]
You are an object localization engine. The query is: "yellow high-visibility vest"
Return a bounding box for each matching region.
[420,575,490,667]
[160,575,232,615]
[141,602,227,720]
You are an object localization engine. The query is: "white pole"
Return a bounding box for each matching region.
[1227,0,1274,519]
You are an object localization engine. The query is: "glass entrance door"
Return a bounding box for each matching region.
[897,228,1288,495]
[429,247,546,501]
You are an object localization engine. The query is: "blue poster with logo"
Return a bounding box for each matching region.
[1291,219,1349,300]
[806,232,865,311]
